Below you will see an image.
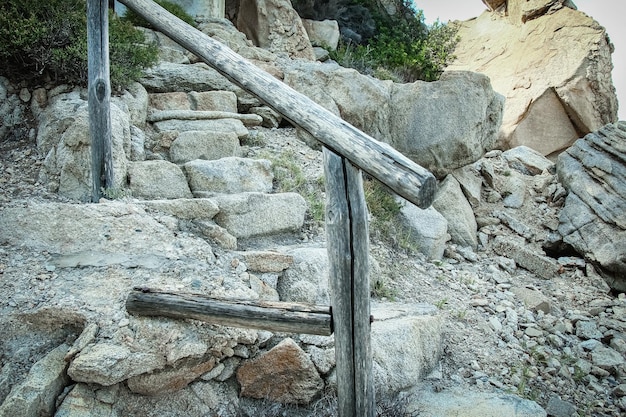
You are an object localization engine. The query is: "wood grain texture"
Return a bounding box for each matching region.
[126,288,333,336]
[87,0,113,202]
[324,148,375,417]
[118,0,436,208]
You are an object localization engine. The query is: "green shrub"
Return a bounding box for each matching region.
[0,0,158,91]
[329,1,459,82]
[122,0,195,29]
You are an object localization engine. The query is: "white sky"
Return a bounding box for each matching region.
[417,0,625,120]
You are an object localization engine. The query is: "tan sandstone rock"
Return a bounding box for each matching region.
[449,0,618,157]
[236,0,316,61]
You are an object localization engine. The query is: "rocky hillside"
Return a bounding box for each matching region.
[450,0,618,157]
[1,1,625,416]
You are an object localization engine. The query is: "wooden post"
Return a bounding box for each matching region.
[117,0,436,209]
[324,148,375,417]
[87,0,113,202]
[126,288,333,336]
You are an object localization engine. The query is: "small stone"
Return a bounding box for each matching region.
[610,337,626,354]
[579,339,602,351]
[590,366,611,377]
[576,321,603,340]
[525,327,543,338]
[552,320,573,334]
[470,298,489,307]
[511,286,551,314]
[591,346,625,370]
[489,317,503,332]
[546,395,577,417]
[19,87,31,102]
[215,357,239,382]
[200,362,225,381]
[613,384,626,397]
[574,359,592,376]
[547,334,564,348]
[233,345,250,359]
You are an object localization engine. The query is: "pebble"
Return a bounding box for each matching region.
[580,339,602,351]
[524,327,543,337]
[489,317,503,332]
[546,396,577,417]
[470,298,489,307]
[613,384,626,397]
[591,346,625,369]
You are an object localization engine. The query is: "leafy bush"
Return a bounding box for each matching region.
[0,0,158,91]
[329,0,459,82]
[122,0,195,29]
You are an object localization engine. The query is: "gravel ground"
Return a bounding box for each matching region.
[1,123,625,416]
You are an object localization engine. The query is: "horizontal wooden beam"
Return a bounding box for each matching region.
[117,0,436,208]
[126,288,333,336]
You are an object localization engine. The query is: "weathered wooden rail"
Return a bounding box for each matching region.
[115,0,435,209]
[88,0,113,201]
[126,287,333,336]
[89,1,437,415]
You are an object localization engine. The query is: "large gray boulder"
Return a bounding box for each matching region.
[184,157,273,194]
[236,0,316,61]
[0,344,70,417]
[432,175,478,249]
[211,192,307,239]
[409,387,547,417]
[35,90,130,201]
[449,1,618,156]
[557,121,626,292]
[283,61,391,139]
[128,160,193,200]
[283,62,503,177]
[0,201,215,261]
[141,63,254,105]
[170,131,242,164]
[400,203,449,260]
[389,71,503,178]
[371,303,443,395]
[278,247,329,304]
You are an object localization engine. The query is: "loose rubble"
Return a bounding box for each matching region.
[1,6,625,417]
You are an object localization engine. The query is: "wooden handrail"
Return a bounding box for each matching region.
[126,287,333,336]
[117,0,436,208]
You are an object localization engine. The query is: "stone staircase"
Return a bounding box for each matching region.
[0,18,549,417]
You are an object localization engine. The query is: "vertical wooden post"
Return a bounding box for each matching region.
[324,147,375,417]
[87,0,113,202]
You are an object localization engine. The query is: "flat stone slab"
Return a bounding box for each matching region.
[409,387,547,417]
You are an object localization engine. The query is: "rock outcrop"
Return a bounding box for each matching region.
[449,0,618,156]
[283,63,504,177]
[236,0,316,60]
[557,121,626,292]
[4,5,626,416]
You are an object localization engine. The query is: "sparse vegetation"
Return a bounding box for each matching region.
[100,186,132,200]
[0,0,158,91]
[328,1,459,82]
[364,178,420,253]
[435,298,448,310]
[371,278,397,300]
[260,150,326,225]
[121,0,196,29]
